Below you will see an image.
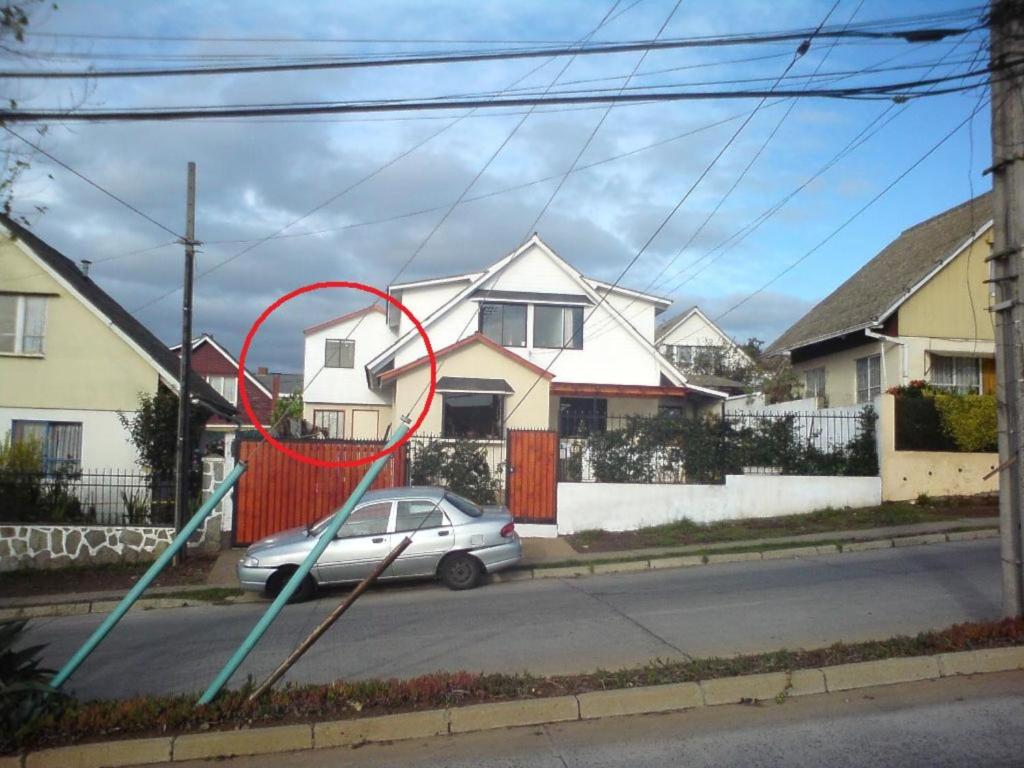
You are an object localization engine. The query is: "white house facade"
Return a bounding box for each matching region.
[301,235,726,440]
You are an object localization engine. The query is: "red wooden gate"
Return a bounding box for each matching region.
[233,438,406,545]
[505,429,558,524]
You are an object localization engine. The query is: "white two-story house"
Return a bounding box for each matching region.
[656,306,755,395]
[301,235,726,440]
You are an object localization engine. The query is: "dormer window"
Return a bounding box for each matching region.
[534,305,583,350]
[479,303,526,347]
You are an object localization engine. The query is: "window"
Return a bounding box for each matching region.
[663,344,724,372]
[479,303,526,347]
[442,393,503,438]
[533,305,583,350]
[325,338,355,368]
[558,397,607,436]
[205,374,237,405]
[395,500,447,532]
[313,409,345,438]
[13,420,82,472]
[336,501,391,539]
[855,354,882,403]
[804,367,826,399]
[445,492,483,517]
[0,294,47,355]
[930,355,981,394]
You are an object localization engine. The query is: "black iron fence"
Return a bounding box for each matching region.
[0,468,175,526]
[558,408,877,484]
[403,434,506,503]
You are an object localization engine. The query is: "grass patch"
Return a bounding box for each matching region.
[9,617,1022,754]
[566,497,997,553]
[0,556,216,598]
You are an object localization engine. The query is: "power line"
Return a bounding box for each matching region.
[1,125,183,239]
[22,8,985,46]
[0,65,1004,124]
[129,0,644,315]
[587,0,867,338]
[499,1,848,425]
[0,18,981,80]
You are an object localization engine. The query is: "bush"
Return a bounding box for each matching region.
[410,440,500,504]
[932,392,998,452]
[0,620,67,752]
[0,434,85,523]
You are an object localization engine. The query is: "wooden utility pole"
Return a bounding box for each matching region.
[990,0,1024,617]
[173,162,197,567]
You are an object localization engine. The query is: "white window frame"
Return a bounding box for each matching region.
[929,354,982,394]
[855,354,882,404]
[0,294,47,356]
[325,338,355,368]
[313,409,345,438]
[205,374,238,405]
[804,366,826,399]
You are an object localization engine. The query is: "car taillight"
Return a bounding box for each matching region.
[500,522,515,538]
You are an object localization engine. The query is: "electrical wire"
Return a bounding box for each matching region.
[0,14,983,79]
[0,63,1004,124]
[1,125,184,239]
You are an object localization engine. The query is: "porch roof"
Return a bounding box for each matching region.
[550,382,691,398]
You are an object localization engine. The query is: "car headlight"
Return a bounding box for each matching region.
[241,555,260,567]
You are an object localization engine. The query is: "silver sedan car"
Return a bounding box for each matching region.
[237,486,522,598]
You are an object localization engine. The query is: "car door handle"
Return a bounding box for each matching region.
[437,530,450,537]
[372,537,385,543]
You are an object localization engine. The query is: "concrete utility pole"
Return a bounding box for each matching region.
[990,0,1024,617]
[173,162,197,567]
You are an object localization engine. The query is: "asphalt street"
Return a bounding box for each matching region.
[170,671,1024,768]
[24,538,1001,701]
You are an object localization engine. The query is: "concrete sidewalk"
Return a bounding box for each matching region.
[520,516,998,565]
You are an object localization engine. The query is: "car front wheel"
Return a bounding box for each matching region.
[265,567,316,603]
[439,553,482,590]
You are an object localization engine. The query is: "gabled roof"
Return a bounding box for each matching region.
[655,306,754,365]
[378,332,555,383]
[368,234,687,387]
[255,371,303,396]
[2,215,234,417]
[170,333,273,399]
[768,193,993,354]
[303,304,384,336]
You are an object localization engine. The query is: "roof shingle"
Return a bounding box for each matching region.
[767,193,992,354]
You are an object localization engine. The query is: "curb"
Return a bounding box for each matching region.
[7,645,1024,767]
[0,592,259,622]
[1,529,999,620]
[500,527,1000,584]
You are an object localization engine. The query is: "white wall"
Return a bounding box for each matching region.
[557,474,882,533]
[0,406,139,471]
[303,310,396,405]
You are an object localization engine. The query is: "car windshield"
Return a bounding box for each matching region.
[445,492,482,518]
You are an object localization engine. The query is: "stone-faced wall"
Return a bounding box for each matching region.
[0,524,175,572]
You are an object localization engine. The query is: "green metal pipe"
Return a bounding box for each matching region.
[197,422,409,705]
[50,460,248,690]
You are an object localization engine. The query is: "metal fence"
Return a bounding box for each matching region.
[404,434,507,493]
[558,409,876,484]
[0,468,175,526]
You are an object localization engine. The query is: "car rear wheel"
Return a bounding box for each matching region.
[439,553,482,590]
[265,567,316,603]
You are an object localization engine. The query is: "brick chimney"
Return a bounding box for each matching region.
[257,366,269,375]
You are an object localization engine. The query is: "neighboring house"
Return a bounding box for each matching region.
[171,333,275,431]
[656,306,755,395]
[301,234,726,440]
[303,305,396,439]
[767,193,995,406]
[255,368,303,403]
[0,216,233,472]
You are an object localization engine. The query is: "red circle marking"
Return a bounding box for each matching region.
[236,281,436,468]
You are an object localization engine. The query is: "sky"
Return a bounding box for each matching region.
[2,0,994,372]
